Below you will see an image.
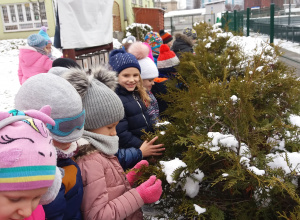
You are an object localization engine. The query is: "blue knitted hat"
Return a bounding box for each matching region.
[108,49,141,74]
[38,26,52,44]
[27,34,47,48]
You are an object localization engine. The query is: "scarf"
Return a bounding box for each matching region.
[82,130,119,155]
[33,46,48,56]
[56,142,77,159]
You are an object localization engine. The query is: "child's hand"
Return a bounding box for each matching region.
[126,160,149,186]
[136,175,162,204]
[140,136,165,158]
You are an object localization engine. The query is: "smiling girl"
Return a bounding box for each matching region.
[109,49,165,170]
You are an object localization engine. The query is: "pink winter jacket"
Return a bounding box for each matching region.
[77,150,144,220]
[24,205,45,220]
[18,46,53,85]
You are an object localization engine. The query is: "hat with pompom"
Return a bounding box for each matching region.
[108,49,141,74]
[157,44,180,74]
[159,30,173,44]
[27,34,48,48]
[38,26,52,44]
[144,31,163,56]
[128,42,158,79]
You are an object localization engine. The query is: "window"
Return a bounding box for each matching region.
[132,0,137,4]
[139,0,143,6]
[0,2,48,32]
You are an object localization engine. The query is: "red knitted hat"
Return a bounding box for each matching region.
[157,44,179,72]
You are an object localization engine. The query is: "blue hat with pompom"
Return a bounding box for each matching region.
[108,49,141,74]
[27,34,47,48]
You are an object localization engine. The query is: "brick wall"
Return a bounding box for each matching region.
[244,0,284,9]
[133,8,164,32]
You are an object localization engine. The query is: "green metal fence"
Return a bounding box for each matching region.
[221,5,300,44]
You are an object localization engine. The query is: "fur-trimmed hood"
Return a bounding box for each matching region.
[62,65,118,98]
[174,33,194,47]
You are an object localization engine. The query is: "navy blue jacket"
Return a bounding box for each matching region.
[116,147,143,171]
[116,85,153,149]
[43,158,83,220]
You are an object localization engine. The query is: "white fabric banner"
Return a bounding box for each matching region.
[57,0,113,49]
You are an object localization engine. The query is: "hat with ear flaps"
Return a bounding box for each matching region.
[128,42,159,80]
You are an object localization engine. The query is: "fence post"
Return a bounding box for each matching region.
[270,3,274,44]
[247,8,250,36]
[234,10,237,32]
[170,17,173,36]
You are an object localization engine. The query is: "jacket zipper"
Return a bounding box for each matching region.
[132,93,149,128]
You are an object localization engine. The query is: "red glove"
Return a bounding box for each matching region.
[136,175,162,204]
[126,160,149,186]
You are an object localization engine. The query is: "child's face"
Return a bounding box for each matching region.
[0,187,48,220]
[118,68,140,92]
[142,79,155,92]
[90,121,119,136]
[52,140,72,151]
[45,43,52,53]
[167,41,173,48]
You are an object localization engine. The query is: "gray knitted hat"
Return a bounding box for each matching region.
[62,66,124,130]
[14,73,84,143]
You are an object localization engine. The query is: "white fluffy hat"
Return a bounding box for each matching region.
[128,42,159,80]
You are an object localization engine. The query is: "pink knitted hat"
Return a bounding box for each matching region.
[0,106,57,191]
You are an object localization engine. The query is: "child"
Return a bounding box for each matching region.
[63,66,162,219]
[109,49,165,169]
[172,27,197,58]
[159,29,174,48]
[0,106,58,220]
[18,34,53,85]
[128,41,160,124]
[38,26,56,60]
[122,35,136,51]
[144,31,163,65]
[152,44,180,115]
[15,73,84,220]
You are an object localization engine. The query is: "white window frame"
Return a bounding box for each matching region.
[1,2,48,32]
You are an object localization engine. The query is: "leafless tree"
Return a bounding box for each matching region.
[225,3,232,11]
[29,0,46,26]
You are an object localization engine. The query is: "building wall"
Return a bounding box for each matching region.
[0,0,55,40]
[133,7,164,32]
[205,1,226,15]
[244,0,284,9]
[154,1,178,12]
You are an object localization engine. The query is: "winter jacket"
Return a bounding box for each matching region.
[18,46,53,84]
[76,143,144,220]
[147,91,160,124]
[171,33,194,58]
[43,158,83,220]
[152,77,169,115]
[116,85,153,149]
[116,147,143,171]
[24,205,45,220]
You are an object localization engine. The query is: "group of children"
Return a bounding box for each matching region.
[0,28,197,220]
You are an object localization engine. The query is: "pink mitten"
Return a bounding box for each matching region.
[136,175,162,204]
[126,160,149,186]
